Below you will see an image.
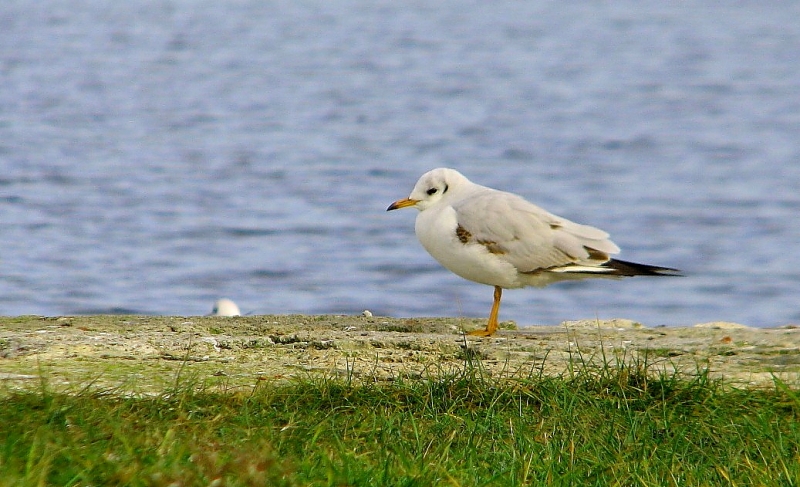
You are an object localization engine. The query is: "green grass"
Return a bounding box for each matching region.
[1,355,798,486]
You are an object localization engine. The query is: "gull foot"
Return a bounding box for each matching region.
[466,328,496,337]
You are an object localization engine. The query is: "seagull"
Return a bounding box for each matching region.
[387,168,680,336]
[209,298,241,317]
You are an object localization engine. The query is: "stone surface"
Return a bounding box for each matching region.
[0,315,798,393]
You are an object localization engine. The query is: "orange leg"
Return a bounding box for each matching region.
[468,286,502,337]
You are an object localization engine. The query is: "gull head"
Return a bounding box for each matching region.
[387,168,471,212]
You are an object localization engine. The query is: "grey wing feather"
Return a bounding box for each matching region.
[452,189,620,272]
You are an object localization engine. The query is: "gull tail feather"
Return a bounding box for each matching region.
[549,259,681,277]
[602,259,682,277]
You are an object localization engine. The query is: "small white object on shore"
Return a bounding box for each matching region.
[362,310,373,317]
[209,298,241,317]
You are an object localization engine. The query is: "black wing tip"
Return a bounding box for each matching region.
[605,259,683,277]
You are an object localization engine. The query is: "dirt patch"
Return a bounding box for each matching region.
[1,315,798,393]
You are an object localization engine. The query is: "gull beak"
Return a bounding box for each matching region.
[387,198,418,211]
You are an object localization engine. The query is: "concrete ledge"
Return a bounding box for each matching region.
[1,315,798,393]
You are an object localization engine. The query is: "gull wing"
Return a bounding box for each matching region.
[451,189,620,273]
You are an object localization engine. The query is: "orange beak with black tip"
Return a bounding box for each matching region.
[386,198,418,211]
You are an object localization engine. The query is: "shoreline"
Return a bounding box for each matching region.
[1,315,798,393]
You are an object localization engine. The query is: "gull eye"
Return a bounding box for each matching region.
[426,187,438,195]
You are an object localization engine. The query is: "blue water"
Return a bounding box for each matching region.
[1,1,799,327]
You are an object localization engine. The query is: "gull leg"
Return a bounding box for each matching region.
[468,286,502,337]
